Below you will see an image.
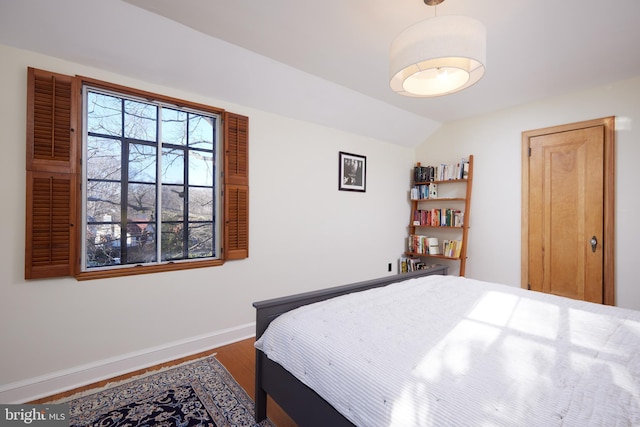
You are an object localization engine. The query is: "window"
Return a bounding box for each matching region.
[83,88,221,269]
[25,68,249,280]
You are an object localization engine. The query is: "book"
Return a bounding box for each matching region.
[399,257,408,273]
[428,183,438,199]
[409,234,429,254]
[441,240,463,258]
[428,237,440,254]
[454,210,464,227]
[430,209,439,227]
[399,256,431,272]
[410,184,432,200]
[413,165,437,183]
[454,240,463,258]
[418,159,469,181]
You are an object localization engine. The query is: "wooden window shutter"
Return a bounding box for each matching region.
[223,112,249,260]
[25,171,77,278]
[25,68,78,279]
[224,185,249,260]
[224,112,248,185]
[26,68,78,173]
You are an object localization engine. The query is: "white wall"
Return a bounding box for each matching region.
[416,76,640,310]
[0,44,415,402]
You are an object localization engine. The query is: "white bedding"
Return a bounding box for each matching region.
[255,275,640,427]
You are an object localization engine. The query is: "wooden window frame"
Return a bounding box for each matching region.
[25,68,249,280]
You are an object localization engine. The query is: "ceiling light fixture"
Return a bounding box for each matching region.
[390,0,486,97]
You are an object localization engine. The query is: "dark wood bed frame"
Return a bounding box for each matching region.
[252,265,448,426]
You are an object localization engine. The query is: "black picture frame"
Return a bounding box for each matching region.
[339,151,366,192]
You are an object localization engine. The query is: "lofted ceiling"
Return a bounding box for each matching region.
[1,0,640,147]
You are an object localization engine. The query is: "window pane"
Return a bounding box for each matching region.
[127,182,156,221]
[86,224,122,268]
[188,187,213,221]
[82,85,223,272]
[188,114,214,149]
[87,92,122,137]
[87,182,121,222]
[124,222,156,264]
[188,222,213,258]
[161,184,184,221]
[86,137,121,181]
[124,100,157,141]
[162,108,187,146]
[162,147,184,185]
[129,143,156,183]
[161,223,184,261]
[189,150,214,186]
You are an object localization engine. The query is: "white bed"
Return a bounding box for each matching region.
[255,275,640,426]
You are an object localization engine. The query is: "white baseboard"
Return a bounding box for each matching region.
[0,322,255,404]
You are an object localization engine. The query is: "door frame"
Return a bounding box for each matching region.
[521,116,615,305]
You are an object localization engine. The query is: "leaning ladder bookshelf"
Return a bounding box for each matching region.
[405,155,473,276]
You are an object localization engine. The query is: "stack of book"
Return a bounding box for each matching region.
[398,257,424,273]
[442,239,463,258]
[398,257,442,273]
[410,183,438,200]
[413,158,469,183]
[408,235,463,258]
[408,235,441,255]
[412,209,464,227]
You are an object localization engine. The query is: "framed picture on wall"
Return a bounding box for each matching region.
[339,151,366,192]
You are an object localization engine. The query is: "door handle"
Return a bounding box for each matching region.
[590,236,597,253]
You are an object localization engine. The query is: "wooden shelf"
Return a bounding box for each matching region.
[406,252,461,261]
[415,179,468,185]
[406,155,474,276]
[412,197,466,202]
[411,225,465,229]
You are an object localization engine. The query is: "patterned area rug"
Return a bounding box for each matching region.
[57,356,274,427]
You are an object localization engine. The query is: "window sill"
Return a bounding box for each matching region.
[75,259,225,281]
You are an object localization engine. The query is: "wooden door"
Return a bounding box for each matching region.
[522,117,615,305]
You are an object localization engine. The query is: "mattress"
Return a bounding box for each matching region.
[254,275,640,427]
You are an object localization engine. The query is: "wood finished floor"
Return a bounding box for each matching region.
[32,338,297,427]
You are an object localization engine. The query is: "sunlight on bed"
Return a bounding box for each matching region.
[390,290,640,426]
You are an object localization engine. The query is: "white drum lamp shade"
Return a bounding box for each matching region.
[390,15,486,97]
